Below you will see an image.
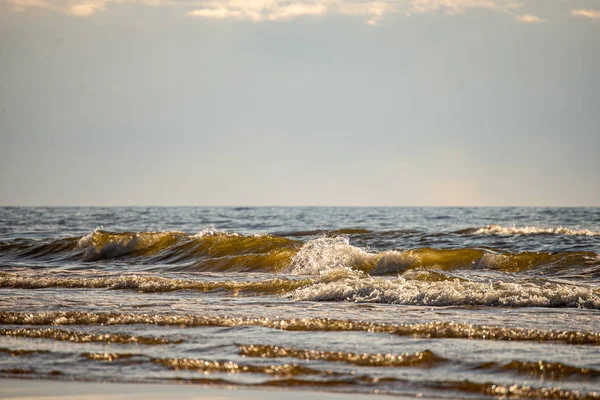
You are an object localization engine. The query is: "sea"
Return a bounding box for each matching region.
[1,207,599,399]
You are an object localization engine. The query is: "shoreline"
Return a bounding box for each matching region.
[0,378,407,400]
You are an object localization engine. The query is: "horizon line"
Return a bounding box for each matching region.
[1,204,599,208]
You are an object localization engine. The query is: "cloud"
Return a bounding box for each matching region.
[188,1,384,24]
[6,0,559,25]
[406,0,521,15]
[334,1,396,25]
[7,0,141,16]
[188,7,245,19]
[571,8,600,21]
[515,13,543,23]
[267,3,327,20]
[67,1,105,16]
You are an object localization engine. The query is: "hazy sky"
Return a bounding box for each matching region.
[1,0,599,206]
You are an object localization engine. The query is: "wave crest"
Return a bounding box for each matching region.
[74,229,299,271]
[78,229,185,261]
[460,224,600,236]
[286,237,376,275]
[290,275,600,308]
[1,229,598,276]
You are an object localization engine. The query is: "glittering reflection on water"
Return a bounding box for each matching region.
[1,207,600,398]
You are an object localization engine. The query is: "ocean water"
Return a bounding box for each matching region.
[1,207,599,399]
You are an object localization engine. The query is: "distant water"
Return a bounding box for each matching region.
[1,207,599,399]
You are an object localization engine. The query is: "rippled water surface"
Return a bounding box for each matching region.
[1,207,599,398]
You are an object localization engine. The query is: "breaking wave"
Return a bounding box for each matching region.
[77,229,298,271]
[286,237,598,276]
[458,224,600,236]
[290,274,600,308]
[3,269,598,308]
[0,230,598,277]
[0,229,300,272]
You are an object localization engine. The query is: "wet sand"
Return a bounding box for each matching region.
[0,379,402,400]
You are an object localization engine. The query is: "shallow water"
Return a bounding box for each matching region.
[1,207,599,398]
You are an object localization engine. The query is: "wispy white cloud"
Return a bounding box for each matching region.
[189,0,268,22]
[7,0,139,16]
[267,3,328,20]
[188,7,246,19]
[571,8,600,21]
[6,0,567,26]
[188,1,328,22]
[406,0,521,15]
[67,1,105,16]
[187,1,388,24]
[515,13,543,23]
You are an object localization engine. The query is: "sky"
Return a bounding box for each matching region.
[1,0,599,206]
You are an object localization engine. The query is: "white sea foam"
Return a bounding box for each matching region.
[76,226,104,248]
[286,237,376,275]
[191,227,240,238]
[471,224,600,236]
[290,276,600,308]
[286,237,595,276]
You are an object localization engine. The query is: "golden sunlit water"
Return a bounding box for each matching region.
[1,207,599,399]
